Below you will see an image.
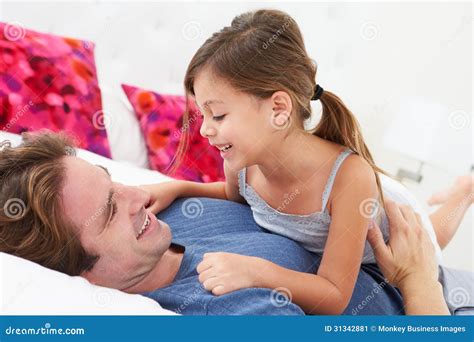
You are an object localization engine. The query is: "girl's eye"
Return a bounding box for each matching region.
[213,114,227,121]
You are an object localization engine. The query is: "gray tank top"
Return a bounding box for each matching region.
[238,148,389,264]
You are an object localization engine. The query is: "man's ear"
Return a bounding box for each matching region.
[81,269,97,284]
[80,271,94,284]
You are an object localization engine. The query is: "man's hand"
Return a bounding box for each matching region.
[367,200,439,291]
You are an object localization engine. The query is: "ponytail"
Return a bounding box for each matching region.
[313,90,388,203]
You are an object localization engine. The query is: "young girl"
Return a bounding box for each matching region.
[144,9,473,314]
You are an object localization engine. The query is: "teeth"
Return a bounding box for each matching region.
[218,144,232,152]
[136,214,151,239]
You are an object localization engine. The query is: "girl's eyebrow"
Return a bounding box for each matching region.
[196,99,224,111]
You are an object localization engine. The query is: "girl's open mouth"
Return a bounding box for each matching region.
[215,144,233,158]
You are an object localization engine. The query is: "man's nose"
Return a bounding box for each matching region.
[119,184,151,215]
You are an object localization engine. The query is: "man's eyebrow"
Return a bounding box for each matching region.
[96,165,111,178]
[95,165,114,230]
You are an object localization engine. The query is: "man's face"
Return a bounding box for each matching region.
[60,156,172,290]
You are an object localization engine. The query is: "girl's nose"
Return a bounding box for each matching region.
[200,119,217,138]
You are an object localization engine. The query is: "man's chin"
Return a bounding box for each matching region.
[152,220,173,250]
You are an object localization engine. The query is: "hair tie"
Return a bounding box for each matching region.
[311,85,324,101]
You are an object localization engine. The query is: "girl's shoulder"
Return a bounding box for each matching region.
[338,152,375,184]
[339,152,373,177]
[329,151,377,203]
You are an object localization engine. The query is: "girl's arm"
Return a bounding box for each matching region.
[197,156,377,315]
[256,157,377,314]
[175,162,245,202]
[142,161,244,213]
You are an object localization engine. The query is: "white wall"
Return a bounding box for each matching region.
[1,0,472,270]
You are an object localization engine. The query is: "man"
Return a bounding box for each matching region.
[0,132,409,315]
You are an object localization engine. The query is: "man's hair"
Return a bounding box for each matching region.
[0,132,98,275]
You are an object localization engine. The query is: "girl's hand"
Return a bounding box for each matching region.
[196,252,262,295]
[139,181,183,214]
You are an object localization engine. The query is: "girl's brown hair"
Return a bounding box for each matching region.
[176,9,388,201]
[0,132,98,275]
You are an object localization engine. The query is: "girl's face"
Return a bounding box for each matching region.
[193,69,290,171]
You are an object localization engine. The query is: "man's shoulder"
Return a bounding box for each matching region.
[158,197,266,240]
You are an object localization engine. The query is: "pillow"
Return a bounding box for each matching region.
[0,252,176,315]
[100,83,150,169]
[0,22,111,158]
[0,132,175,315]
[380,173,443,262]
[0,131,171,186]
[122,83,225,182]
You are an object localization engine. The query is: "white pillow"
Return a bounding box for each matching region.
[0,131,173,185]
[0,132,176,315]
[380,173,443,262]
[0,252,176,315]
[101,83,150,169]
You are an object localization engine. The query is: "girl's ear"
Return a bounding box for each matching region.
[271,91,293,116]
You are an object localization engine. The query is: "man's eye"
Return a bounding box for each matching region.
[213,114,227,121]
[109,201,118,223]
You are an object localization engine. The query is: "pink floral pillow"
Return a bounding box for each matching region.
[122,84,224,182]
[0,22,111,157]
